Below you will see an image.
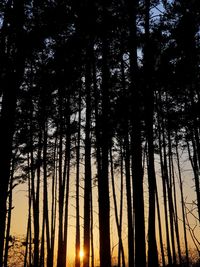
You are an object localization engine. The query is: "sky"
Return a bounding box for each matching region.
[10,148,200,266]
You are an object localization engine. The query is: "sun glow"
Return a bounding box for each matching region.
[79,250,84,259]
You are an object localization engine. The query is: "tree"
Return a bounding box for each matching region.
[126,0,146,266]
[0,1,26,264]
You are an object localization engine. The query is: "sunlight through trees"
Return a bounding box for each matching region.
[0,1,200,267]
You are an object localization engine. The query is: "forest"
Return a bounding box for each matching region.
[0,0,200,266]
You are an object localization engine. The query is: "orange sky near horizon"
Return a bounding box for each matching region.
[10,153,200,266]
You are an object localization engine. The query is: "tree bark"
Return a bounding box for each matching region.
[175,134,189,267]
[0,1,25,264]
[83,45,92,267]
[126,0,146,266]
[75,91,81,267]
[143,1,159,266]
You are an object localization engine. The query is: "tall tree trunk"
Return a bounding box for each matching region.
[143,1,159,266]
[155,184,166,267]
[63,107,71,267]
[24,216,30,267]
[110,148,125,267]
[43,122,51,267]
[162,120,177,265]
[92,43,103,267]
[126,0,146,266]
[57,88,65,267]
[188,131,200,221]
[0,1,25,264]
[49,136,58,267]
[56,145,63,266]
[118,147,125,267]
[157,92,172,266]
[83,47,92,267]
[124,135,134,267]
[31,107,42,267]
[120,38,134,267]
[4,158,14,267]
[90,187,94,267]
[175,135,189,267]
[168,142,182,264]
[75,92,81,267]
[28,153,33,267]
[97,2,111,266]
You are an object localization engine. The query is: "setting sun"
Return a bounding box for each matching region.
[79,250,84,260]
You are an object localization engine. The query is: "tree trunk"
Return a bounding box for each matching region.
[126,0,146,266]
[63,106,71,267]
[155,184,166,267]
[83,46,92,267]
[157,92,172,266]
[43,122,51,267]
[110,148,125,267]
[124,135,134,267]
[97,3,111,266]
[162,119,177,265]
[49,136,58,267]
[4,158,14,267]
[168,139,182,264]
[0,1,25,264]
[143,1,159,266]
[120,38,134,267]
[175,135,189,267]
[75,92,81,267]
[57,88,65,267]
[90,187,94,267]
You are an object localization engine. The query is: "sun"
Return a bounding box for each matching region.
[79,249,84,259]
